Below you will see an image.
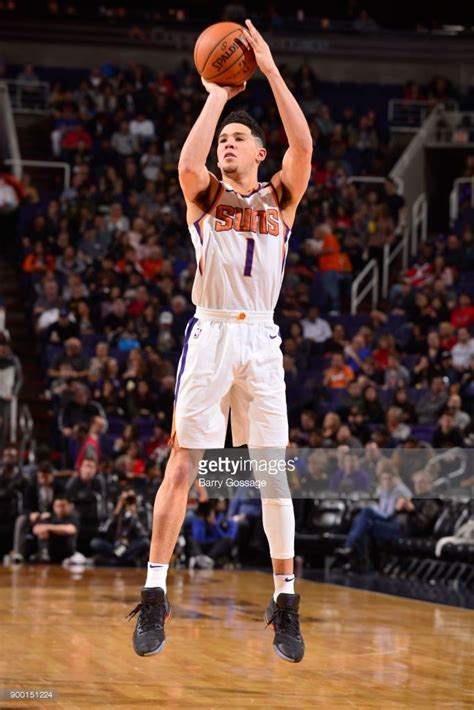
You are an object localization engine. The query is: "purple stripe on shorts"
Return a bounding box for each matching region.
[174,316,198,402]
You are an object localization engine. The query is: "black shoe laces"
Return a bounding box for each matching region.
[266,607,301,638]
[127,601,166,633]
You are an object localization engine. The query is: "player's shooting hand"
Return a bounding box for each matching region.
[242,19,278,76]
[201,77,246,101]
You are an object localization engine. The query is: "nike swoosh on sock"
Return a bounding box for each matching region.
[284,576,295,582]
[149,564,165,568]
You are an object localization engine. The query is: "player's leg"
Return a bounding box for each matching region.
[252,447,303,664]
[233,327,304,662]
[147,445,203,585]
[129,317,234,657]
[128,443,202,657]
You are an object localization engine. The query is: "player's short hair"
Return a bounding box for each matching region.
[217,111,265,147]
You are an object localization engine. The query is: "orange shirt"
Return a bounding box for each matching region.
[319,233,341,272]
[140,258,163,280]
[325,365,355,389]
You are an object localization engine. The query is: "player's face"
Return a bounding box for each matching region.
[217,123,266,176]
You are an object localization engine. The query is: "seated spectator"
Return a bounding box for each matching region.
[61,124,92,153]
[319,411,341,447]
[114,441,146,481]
[361,385,384,423]
[90,489,149,566]
[300,306,331,346]
[392,387,418,424]
[12,462,62,562]
[347,405,371,445]
[335,462,412,556]
[103,298,128,339]
[439,322,456,352]
[384,354,410,389]
[66,457,106,501]
[45,308,79,344]
[33,278,62,319]
[47,337,89,381]
[75,301,95,336]
[329,452,372,494]
[59,382,105,439]
[189,500,237,569]
[337,380,363,418]
[389,278,414,316]
[22,241,56,275]
[323,353,354,389]
[432,411,464,449]
[336,425,363,449]
[323,323,347,354]
[140,142,162,182]
[31,496,79,563]
[451,327,474,371]
[386,406,411,444]
[446,394,470,431]
[337,469,441,564]
[344,334,371,374]
[105,202,130,235]
[415,376,448,424]
[451,293,474,329]
[88,342,110,378]
[129,112,155,144]
[111,121,139,157]
[373,333,396,370]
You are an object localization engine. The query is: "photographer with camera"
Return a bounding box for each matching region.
[90,488,149,566]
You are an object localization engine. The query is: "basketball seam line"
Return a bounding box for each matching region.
[197,26,248,76]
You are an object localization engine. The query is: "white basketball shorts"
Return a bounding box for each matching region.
[170,306,289,449]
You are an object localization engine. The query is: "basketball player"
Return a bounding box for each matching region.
[128,19,312,663]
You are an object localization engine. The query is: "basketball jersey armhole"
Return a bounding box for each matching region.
[269,180,292,233]
[188,179,224,230]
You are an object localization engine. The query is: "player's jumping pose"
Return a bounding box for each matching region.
[128,20,312,663]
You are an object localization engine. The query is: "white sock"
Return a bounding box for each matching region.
[144,562,169,592]
[273,573,295,601]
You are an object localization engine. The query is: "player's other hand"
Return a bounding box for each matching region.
[242,19,278,76]
[201,77,246,101]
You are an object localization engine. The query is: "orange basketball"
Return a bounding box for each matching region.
[194,21,257,87]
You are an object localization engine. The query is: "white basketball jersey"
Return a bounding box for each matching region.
[188,181,291,312]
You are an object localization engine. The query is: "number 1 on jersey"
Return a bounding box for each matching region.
[244,238,255,277]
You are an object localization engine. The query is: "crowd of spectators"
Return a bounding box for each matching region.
[0,58,472,568]
[0,1,471,35]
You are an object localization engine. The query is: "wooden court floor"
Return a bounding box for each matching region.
[0,565,472,710]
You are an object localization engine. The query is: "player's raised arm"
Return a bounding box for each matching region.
[242,20,313,211]
[178,80,245,209]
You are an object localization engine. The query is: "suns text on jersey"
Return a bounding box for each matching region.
[214,205,280,236]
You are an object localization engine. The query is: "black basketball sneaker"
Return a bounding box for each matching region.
[264,592,305,663]
[127,587,172,656]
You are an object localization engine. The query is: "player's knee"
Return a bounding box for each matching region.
[164,448,197,490]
